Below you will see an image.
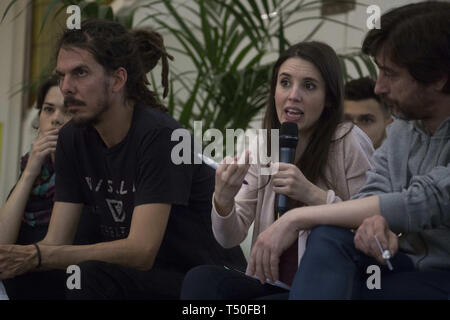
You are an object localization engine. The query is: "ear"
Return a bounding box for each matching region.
[110,67,128,93]
[433,74,448,92]
[385,115,393,125]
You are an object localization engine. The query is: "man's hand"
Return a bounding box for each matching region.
[0,245,38,280]
[354,215,398,265]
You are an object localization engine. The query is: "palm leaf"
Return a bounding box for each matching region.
[1,0,19,23]
[39,0,65,34]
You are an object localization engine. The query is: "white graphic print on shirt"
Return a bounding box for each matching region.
[84,176,136,227]
[106,199,125,222]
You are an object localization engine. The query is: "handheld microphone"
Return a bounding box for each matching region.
[276,122,298,218]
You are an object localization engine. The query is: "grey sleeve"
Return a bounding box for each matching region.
[351,139,393,199]
[352,140,450,233]
[378,164,450,234]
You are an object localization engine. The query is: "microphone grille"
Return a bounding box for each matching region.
[280,122,298,137]
[280,122,298,148]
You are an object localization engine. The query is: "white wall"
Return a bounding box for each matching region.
[0,0,28,203]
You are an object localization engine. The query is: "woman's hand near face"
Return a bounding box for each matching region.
[23,128,59,177]
[213,151,251,216]
[272,162,327,205]
[0,129,59,244]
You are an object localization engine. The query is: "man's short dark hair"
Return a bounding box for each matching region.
[344,77,389,115]
[345,77,379,102]
[362,1,450,93]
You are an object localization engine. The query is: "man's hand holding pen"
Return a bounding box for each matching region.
[354,215,398,269]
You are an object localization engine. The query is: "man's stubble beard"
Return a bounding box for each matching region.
[382,91,430,122]
[72,101,110,128]
[72,83,111,128]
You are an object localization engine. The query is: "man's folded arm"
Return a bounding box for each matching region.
[377,165,450,234]
[37,202,170,271]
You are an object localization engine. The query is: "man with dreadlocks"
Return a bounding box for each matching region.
[0,19,245,299]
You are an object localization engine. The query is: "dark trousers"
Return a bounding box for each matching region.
[180,265,288,300]
[3,270,67,300]
[290,225,450,300]
[65,260,185,300]
[4,209,100,300]
[4,223,67,300]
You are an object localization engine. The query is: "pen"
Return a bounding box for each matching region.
[374,235,394,271]
[196,153,248,185]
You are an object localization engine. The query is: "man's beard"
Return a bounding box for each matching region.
[382,97,408,120]
[66,83,110,127]
[71,101,109,128]
[380,94,427,121]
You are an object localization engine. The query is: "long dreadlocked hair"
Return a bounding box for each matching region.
[55,19,174,111]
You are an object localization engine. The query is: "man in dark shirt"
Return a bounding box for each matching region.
[0,19,245,299]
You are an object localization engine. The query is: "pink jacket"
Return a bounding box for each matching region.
[212,123,374,267]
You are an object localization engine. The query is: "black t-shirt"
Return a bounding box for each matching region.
[55,104,245,272]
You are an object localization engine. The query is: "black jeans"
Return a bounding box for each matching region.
[180,265,289,300]
[65,260,185,300]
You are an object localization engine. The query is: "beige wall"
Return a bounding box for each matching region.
[0,0,28,202]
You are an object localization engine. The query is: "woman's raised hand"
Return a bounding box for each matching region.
[24,129,59,177]
[213,151,250,216]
